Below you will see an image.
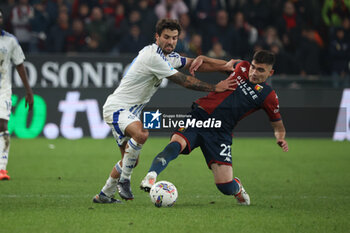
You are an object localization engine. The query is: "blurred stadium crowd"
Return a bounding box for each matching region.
[0,0,349,78]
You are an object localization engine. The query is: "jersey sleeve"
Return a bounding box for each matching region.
[261,90,281,122]
[233,60,244,68]
[11,38,25,65]
[235,61,250,81]
[167,52,187,69]
[148,51,178,80]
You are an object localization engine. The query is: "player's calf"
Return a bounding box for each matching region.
[120,138,142,182]
[216,178,250,205]
[148,142,181,175]
[216,180,239,195]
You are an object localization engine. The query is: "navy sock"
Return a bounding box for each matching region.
[149,142,181,175]
[216,180,240,195]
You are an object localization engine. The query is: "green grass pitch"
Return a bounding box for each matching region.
[0,137,349,233]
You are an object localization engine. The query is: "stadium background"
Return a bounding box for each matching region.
[2,2,350,233]
[3,0,350,140]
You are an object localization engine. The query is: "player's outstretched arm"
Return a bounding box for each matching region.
[16,63,34,111]
[270,120,288,152]
[167,72,235,93]
[188,56,239,76]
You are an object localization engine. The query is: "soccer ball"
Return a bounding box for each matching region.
[149,181,178,207]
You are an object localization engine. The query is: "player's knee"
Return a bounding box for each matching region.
[134,130,148,144]
[0,120,8,132]
[216,181,236,195]
[170,134,187,152]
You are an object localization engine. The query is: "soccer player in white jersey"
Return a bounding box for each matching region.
[0,9,34,180]
[93,19,236,203]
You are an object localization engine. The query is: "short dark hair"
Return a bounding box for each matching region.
[253,50,275,66]
[155,19,181,36]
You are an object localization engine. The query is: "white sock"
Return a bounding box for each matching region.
[119,138,142,182]
[101,176,119,198]
[115,160,122,174]
[0,131,10,171]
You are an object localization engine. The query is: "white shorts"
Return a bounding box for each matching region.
[0,93,12,121]
[104,104,145,146]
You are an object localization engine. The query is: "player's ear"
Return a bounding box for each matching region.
[269,69,275,77]
[155,33,159,40]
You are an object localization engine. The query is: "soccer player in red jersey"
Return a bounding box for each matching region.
[141,50,289,205]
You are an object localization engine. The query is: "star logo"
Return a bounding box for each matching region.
[241,66,247,73]
[151,109,162,122]
[143,110,162,129]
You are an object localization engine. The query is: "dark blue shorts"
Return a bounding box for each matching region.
[173,107,233,169]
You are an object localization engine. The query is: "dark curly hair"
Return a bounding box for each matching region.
[155,18,182,36]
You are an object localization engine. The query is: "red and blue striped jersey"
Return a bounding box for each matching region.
[195,61,281,130]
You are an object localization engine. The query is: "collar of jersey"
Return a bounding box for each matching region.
[155,43,173,55]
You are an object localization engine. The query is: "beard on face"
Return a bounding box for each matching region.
[161,44,174,54]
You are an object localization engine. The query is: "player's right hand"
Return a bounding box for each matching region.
[277,139,289,152]
[25,91,34,111]
[189,56,203,76]
[214,75,236,92]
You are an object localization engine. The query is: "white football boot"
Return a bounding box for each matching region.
[234,177,250,206]
[140,171,157,192]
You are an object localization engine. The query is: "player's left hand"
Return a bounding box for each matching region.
[189,57,203,76]
[25,91,34,111]
[277,139,288,152]
[214,75,237,92]
[224,59,241,72]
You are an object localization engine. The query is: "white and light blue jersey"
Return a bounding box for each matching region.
[103,43,186,119]
[0,30,25,96]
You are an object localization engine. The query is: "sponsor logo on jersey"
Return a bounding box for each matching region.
[240,66,247,73]
[237,76,258,100]
[0,47,8,55]
[254,84,263,92]
[178,127,186,132]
